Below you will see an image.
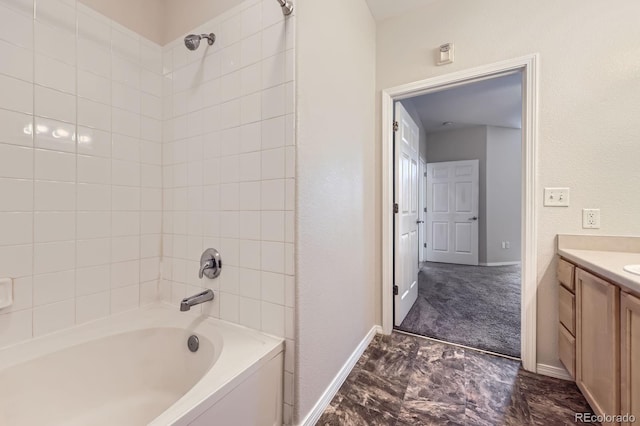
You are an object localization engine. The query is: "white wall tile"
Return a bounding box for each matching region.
[261,271,285,305]
[34,212,75,243]
[0,310,32,348]
[220,292,239,322]
[261,21,286,59]
[0,109,33,147]
[240,33,261,67]
[76,291,110,324]
[0,3,33,49]
[261,179,285,210]
[34,181,75,211]
[78,70,111,104]
[77,39,111,78]
[78,155,110,184]
[239,296,261,329]
[34,241,75,274]
[76,238,110,268]
[0,178,33,212]
[0,39,33,81]
[261,241,284,274]
[78,8,110,48]
[261,211,284,242]
[35,0,76,35]
[261,147,285,180]
[0,73,33,114]
[35,54,76,94]
[33,299,74,336]
[262,52,285,89]
[34,117,76,153]
[76,265,110,297]
[33,269,75,306]
[77,126,111,157]
[0,212,32,246]
[241,3,262,38]
[77,211,111,239]
[0,144,33,179]
[77,184,111,211]
[261,300,284,336]
[0,244,32,277]
[35,21,76,65]
[110,260,140,288]
[35,149,76,181]
[261,84,285,120]
[35,86,76,123]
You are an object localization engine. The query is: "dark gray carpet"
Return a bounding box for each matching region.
[397,262,521,358]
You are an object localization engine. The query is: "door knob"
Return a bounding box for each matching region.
[468,216,478,221]
[416,220,424,224]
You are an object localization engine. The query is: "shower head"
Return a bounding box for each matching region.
[276,0,293,15]
[184,33,216,51]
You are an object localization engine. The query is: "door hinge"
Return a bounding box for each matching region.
[393,285,399,295]
[393,121,399,132]
[424,172,428,177]
[424,243,427,248]
[423,207,427,212]
[393,203,399,214]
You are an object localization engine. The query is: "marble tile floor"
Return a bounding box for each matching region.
[318,332,597,426]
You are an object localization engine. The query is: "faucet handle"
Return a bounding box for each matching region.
[199,259,214,279]
[199,248,222,279]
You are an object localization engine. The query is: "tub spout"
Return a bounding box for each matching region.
[180,289,215,311]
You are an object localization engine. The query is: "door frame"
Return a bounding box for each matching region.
[419,158,427,263]
[381,54,539,372]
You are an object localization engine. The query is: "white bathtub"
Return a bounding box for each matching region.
[0,304,284,425]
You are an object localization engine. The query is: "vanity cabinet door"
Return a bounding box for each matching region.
[576,268,620,425]
[621,292,640,425]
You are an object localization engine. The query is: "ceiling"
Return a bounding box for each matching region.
[365,0,438,21]
[405,73,523,133]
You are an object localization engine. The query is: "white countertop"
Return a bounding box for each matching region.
[557,235,640,294]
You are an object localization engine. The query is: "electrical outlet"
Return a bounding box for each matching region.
[544,187,570,207]
[582,209,601,229]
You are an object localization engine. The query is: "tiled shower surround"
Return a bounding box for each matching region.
[0,0,296,423]
[0,0,163,344]
[159,0,296,420]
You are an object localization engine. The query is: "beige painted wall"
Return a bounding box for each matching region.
[295,0,376,422]
[79,0,165,44]
[377,0,640,369]
[79,0,244,44]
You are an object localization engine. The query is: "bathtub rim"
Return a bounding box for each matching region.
[0,303,284,425]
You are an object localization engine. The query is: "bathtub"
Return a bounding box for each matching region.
[0,304,284,425]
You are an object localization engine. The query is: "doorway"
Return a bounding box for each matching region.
[382,55,539,372]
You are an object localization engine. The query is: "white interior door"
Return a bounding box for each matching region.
[419,159,427,262]
[394,102,419,326]
[426,160,479,266]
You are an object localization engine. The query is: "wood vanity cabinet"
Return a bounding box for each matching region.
[621,291,640,425]
[557,256,640,424]
[575,268,620,423]
[557,258,576,378]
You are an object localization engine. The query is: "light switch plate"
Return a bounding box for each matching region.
[544,187,570,207]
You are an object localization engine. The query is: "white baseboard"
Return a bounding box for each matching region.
[299,325,381,426]
[478,261,521,267]
[536,363,572,381]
